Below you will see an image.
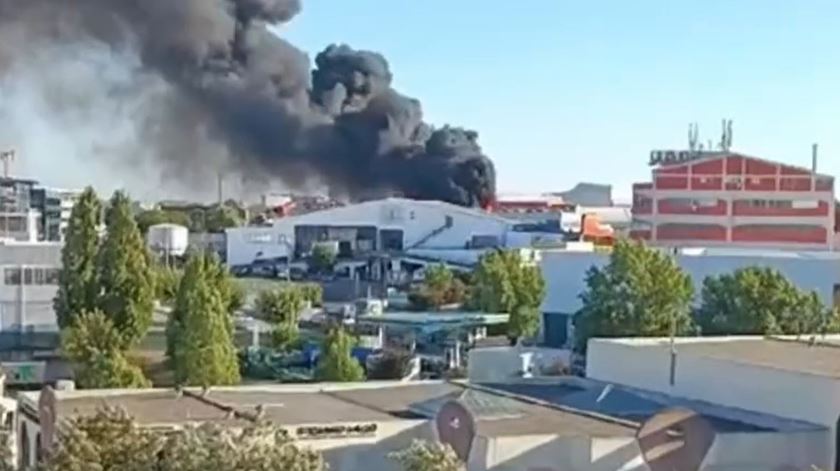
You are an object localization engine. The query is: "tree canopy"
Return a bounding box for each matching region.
[37,406,325,471]
[310,244,337,274]
[54,186,102,329]
[61,310,150,389]
[97,191,155,349]
[408,264,468,311]
[389,440,464,471]
[134,208,190,235]
[471,250,545,342]
[315,327,365,382]
[167,252,240,386]
[256,287,306,351]
[696,266,837,336]
[575,241,695,351]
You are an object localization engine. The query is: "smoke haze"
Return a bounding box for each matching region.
[0,0,496,206]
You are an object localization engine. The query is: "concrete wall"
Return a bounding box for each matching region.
[468,347,571,383]
[225,226,291,266]
[587,338,838,466]
[472,430,827,471]
[587,338,840,430]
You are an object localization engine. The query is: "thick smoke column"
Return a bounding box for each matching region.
[0,0,496,207]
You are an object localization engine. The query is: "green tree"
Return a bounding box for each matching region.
[315,327,365,382]
[301,283,323,307]
[575,241,695,351]
[135,209,190,235]
[202,253,244,315]
[54,186,102,329]
[97,191,155,349]
[167,253,240,386]
[696,267,836,336]
[61,310,150,389]
[37,406,325,471]
[204,204,242,233]
[472,250,546,342]
[256,287,305,351]
[310,244,337,274]
[390,440,464,471]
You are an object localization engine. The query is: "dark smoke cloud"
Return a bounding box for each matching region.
[0,0,495,207]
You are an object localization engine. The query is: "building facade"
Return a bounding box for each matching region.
[630,151,836,250]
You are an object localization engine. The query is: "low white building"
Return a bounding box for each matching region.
[586,335,840,469]
[540,247,840,348]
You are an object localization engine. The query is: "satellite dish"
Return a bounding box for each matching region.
[38,385,58,450]
[636,408,715,471]
[435,399,476,462]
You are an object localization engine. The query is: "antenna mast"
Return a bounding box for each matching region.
[718,119,733,151]
[688,123,700,152]
[0,150,15,179]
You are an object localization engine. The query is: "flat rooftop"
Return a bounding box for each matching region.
[600,336,840,380]
[480,377,823,434]
[20,381,637,438]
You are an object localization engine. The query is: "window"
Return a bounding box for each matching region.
[4,267,60,286]
[46,268,59,285]
[4,268,20,286]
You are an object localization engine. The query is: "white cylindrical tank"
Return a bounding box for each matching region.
[147,223,189,257]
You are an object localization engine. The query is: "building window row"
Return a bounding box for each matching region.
[3,267,60,286]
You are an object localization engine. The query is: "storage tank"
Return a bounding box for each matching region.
[147,223,189,257]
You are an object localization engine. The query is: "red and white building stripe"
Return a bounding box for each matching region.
[631,152,836,250]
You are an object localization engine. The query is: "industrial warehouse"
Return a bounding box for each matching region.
[0,0,836,465]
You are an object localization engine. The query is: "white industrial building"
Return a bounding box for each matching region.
[540,246,840,348]
[226,198,561,269]
[586,335,840,469]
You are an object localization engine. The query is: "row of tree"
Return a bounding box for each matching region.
[57,187,248,388]
[135,203,244,235]
[56,188,157,388]
[575,240,840,350]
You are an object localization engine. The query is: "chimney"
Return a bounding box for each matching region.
[812,143,818,174]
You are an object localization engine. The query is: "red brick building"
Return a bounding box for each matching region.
[630,151,836,250]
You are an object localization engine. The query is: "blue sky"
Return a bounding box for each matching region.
[284,0,840,201]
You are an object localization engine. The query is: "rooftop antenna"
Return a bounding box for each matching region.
[718,119,733,151]
[0,149,15,179]
[687,123,699,152]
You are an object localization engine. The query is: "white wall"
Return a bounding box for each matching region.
[587,338,840,466]
[586,338,840,432]
[468,347,571,383]
[225,226,291,266]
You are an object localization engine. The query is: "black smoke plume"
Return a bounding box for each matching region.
[0,0,496,207]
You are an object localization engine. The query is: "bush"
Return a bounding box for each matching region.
[272,323,301,352]
[300,283,323,307]
[367,349,414,380]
